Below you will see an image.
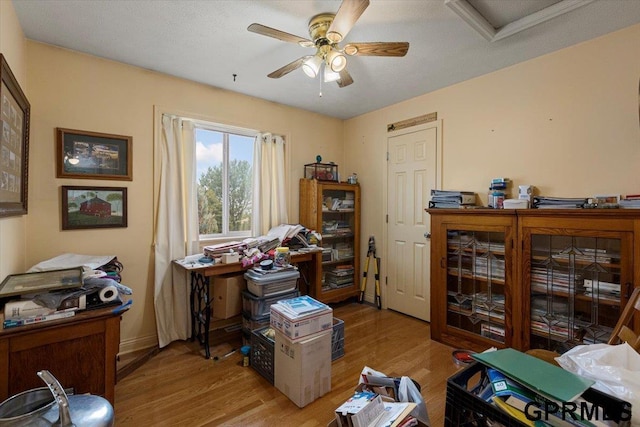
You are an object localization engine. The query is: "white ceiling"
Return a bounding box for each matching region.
[11,0,640,120]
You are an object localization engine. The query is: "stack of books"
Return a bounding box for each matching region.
[429,190,477,209]
[583,279,620,302]
[3,299,77,329]
[489,178,510,191]
[325,265,354,289]
[532,196,588,209]
[322,220,353,237]
[620,194,640,208]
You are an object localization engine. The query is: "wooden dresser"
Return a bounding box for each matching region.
[0,306,122,405]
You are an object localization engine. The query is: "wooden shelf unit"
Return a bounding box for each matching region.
[428,208,640,353]
[299,178,361,304]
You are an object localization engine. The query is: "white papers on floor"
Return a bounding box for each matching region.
[376,402,416,427]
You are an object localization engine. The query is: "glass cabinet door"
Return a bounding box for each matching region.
[446,229,507,345]
[321,188,356,292]
[527,233,627,352]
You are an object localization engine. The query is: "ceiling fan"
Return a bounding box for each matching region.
[248,0,409,88]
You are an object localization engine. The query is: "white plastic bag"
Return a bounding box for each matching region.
[398,376,430,426]
[358,366,430,426]
[556,343,640,426]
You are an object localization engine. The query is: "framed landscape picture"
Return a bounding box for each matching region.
[0,54,30,217]
[61,185,128,230]
[56,128,132,180]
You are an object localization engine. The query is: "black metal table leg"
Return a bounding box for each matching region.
[189,271,196,341]
[191,271,212,359]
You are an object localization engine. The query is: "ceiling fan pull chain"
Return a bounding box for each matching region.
[319,69,323,97]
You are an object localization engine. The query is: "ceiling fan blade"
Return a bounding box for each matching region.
[343,42,409,57]
[248,23,314,47]
[327,0,370,43]
[267,56,309,79]
[337,69,354,88]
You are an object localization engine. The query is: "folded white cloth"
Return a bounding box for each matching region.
[27,253,116,273]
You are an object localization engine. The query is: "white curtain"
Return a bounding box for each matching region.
[252,133,288,235]
[153,115,199,348]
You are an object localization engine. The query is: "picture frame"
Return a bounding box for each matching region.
[56,127,132,180]
[0,267,83,298]
[61,185,128,230]
[0,54,30,217]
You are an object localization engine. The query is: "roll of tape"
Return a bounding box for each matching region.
[99,285,118,303]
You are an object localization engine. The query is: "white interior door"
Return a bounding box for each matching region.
[385,125,438,321]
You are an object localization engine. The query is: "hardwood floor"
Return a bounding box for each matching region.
[114,302,460,426]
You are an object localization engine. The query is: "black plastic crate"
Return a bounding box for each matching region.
[250,327,275,384]
[331,317,344,361]
[445,361,632,427]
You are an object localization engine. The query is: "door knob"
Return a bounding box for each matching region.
[424,232,431,239]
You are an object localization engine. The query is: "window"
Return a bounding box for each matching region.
[195,124,256,239]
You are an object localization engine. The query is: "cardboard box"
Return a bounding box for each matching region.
[221,252,239,264]
[334,392,385,427]
[212,274,246,319]
[270,303,333,342]
[274,329,331,407]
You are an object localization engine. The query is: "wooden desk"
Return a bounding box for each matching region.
[174,251,319,359]
[0,306,123,405]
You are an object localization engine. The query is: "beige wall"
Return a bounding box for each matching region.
[344,24,640,297]
[25,41,343,352]
[0,0,27,277]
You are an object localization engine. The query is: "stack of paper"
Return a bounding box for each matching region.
[532,196,588,209]
[429,189,477,208]
[267,224,304,243]
[619,196,640,208]
[203,241,245,258]
[275,295,330,319]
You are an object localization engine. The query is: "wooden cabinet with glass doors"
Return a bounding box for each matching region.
[428,208,640,353]
[299,178,361,304]
[428,209,517,352]
[519,210,640,353]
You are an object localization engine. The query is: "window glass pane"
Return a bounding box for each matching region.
[195,126,255,238]
[196,129,223,235]
[228,134,254,232]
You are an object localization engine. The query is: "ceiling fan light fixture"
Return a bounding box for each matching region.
[324,66,341,83]
[302,55,323,78]
[326,50,347,72]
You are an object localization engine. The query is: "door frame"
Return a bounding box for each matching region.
[380,119,443,310]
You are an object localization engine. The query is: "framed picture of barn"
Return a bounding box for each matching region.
[56,127,132,180]
[61,185,127,230]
